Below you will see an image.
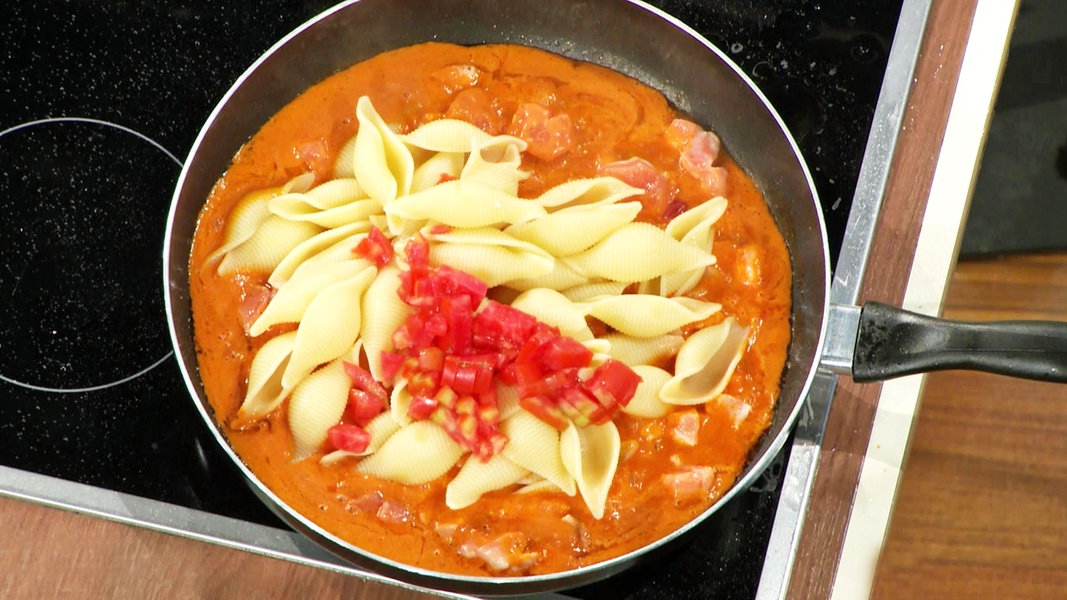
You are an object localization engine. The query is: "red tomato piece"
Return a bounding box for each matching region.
[519,395,569,431]
[327,423,371,453]
[347,389,385,425]
[585,359,642,408]
[342,361,388,401]
[539,336,594,371]
[407,395,438,421]
[354,226,393,268]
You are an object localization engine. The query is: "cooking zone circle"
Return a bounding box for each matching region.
[0,118,180,393]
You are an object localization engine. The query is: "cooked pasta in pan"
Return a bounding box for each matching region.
[188,42,792,576]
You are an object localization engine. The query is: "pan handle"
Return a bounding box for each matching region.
[851,301,1067,383]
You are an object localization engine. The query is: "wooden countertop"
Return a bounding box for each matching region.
[1,2,1037,599]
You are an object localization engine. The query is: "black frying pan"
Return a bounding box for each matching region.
[162,0,1067,595]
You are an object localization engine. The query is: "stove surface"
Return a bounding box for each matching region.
[0,2,901,597]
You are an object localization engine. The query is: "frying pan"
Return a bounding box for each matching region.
[162,0,1067,595]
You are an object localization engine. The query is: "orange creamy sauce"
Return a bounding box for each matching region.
[189,43,791,576]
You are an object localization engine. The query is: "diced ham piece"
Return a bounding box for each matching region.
[665,117,703,150]
[376,500,412,524]
[239,283,274,335]
[458,532,541,573]
[506,103,575,161]
[662,466,718,504]
[668,409,701,447]
[736,244,763,287]
[715,393,753,428]
[680,130,728,197]
[435,522,459,543]
[598,157,673,217]
[446,87,506,135]
[432,64,482,94]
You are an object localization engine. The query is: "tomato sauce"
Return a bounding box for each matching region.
[188,42,791,576]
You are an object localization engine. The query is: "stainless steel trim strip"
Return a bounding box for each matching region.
[755,0,935,598]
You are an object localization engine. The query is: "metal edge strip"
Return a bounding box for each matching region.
[829,0,1021,597]
[754,0,935,598]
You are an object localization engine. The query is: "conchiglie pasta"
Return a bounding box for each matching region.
[281,267,377,388]
[268,221,372,287]
[236,330,297,423]
[660,317,750,405]
[357,421,466,485]
[250,260,371,337]
[509,288,593,341]
[288,359,351,461]
[385,180,546,229]
[567,222,715,283]
[583,295,721,338]
[426,227,554,288]
[359,264,409,381]
[621,365,673,418]
[504,258,590,292]
[401,118,494,153]
[445,454,529,510]
[459,136,528,194]
[410,152,465,193]
[560,421,621,519]
[600,332,684,367]
[534,177,642,209]
[217,215,323,276]
[501,411,576,496]
[505,202,642,257]
[353,95,414,207]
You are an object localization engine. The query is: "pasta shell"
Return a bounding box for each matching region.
[411,151,465,193]
[502,411,576,496]
[505,202,641,256]
[621,365,673,418]
[357,421,466,485]
[504,258,589,292]
[560,421,621,520]
[268,221,372,287]
[665,196,727,245]
[459,136,528,194]
[534,177,642,209]
[584,295,721,338]
[385,179,547,229]
[567,223,715,283]
[601,332,684,367]
[353,96,414,206]
[426,227,554,287]
[559,281,629,303]
[389,379,412,426]
[287,360,350,461]
[359,264,410,381]
[281,267,377,389]
[445,454,529,510]
[401,118,493,153]
[496,382,521,421]
[510,288,593,341]
[217,215,323,276]
[251,260,372,336]
[332,135,358,179]
[270,195,381,228]
[235,330,298,422]
[660,317,750,405]
[287,230,375,279]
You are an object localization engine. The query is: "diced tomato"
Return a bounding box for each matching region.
[539,336,593,371]
[519,395,569,431]
[347,389,385,425]
[584,359,642,409]
[343,362,387,400]
[354,226,393,268]
[327,423,371,453]
[472,300,538,352]
[380,351,404,382]
[506,103,575,162]
[407,395,438,421]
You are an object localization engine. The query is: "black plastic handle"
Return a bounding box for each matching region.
[852,301,1067,383]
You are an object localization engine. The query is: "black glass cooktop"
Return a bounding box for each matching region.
[0,2,902,598]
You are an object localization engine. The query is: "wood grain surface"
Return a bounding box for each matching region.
[872,252,1067,599]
